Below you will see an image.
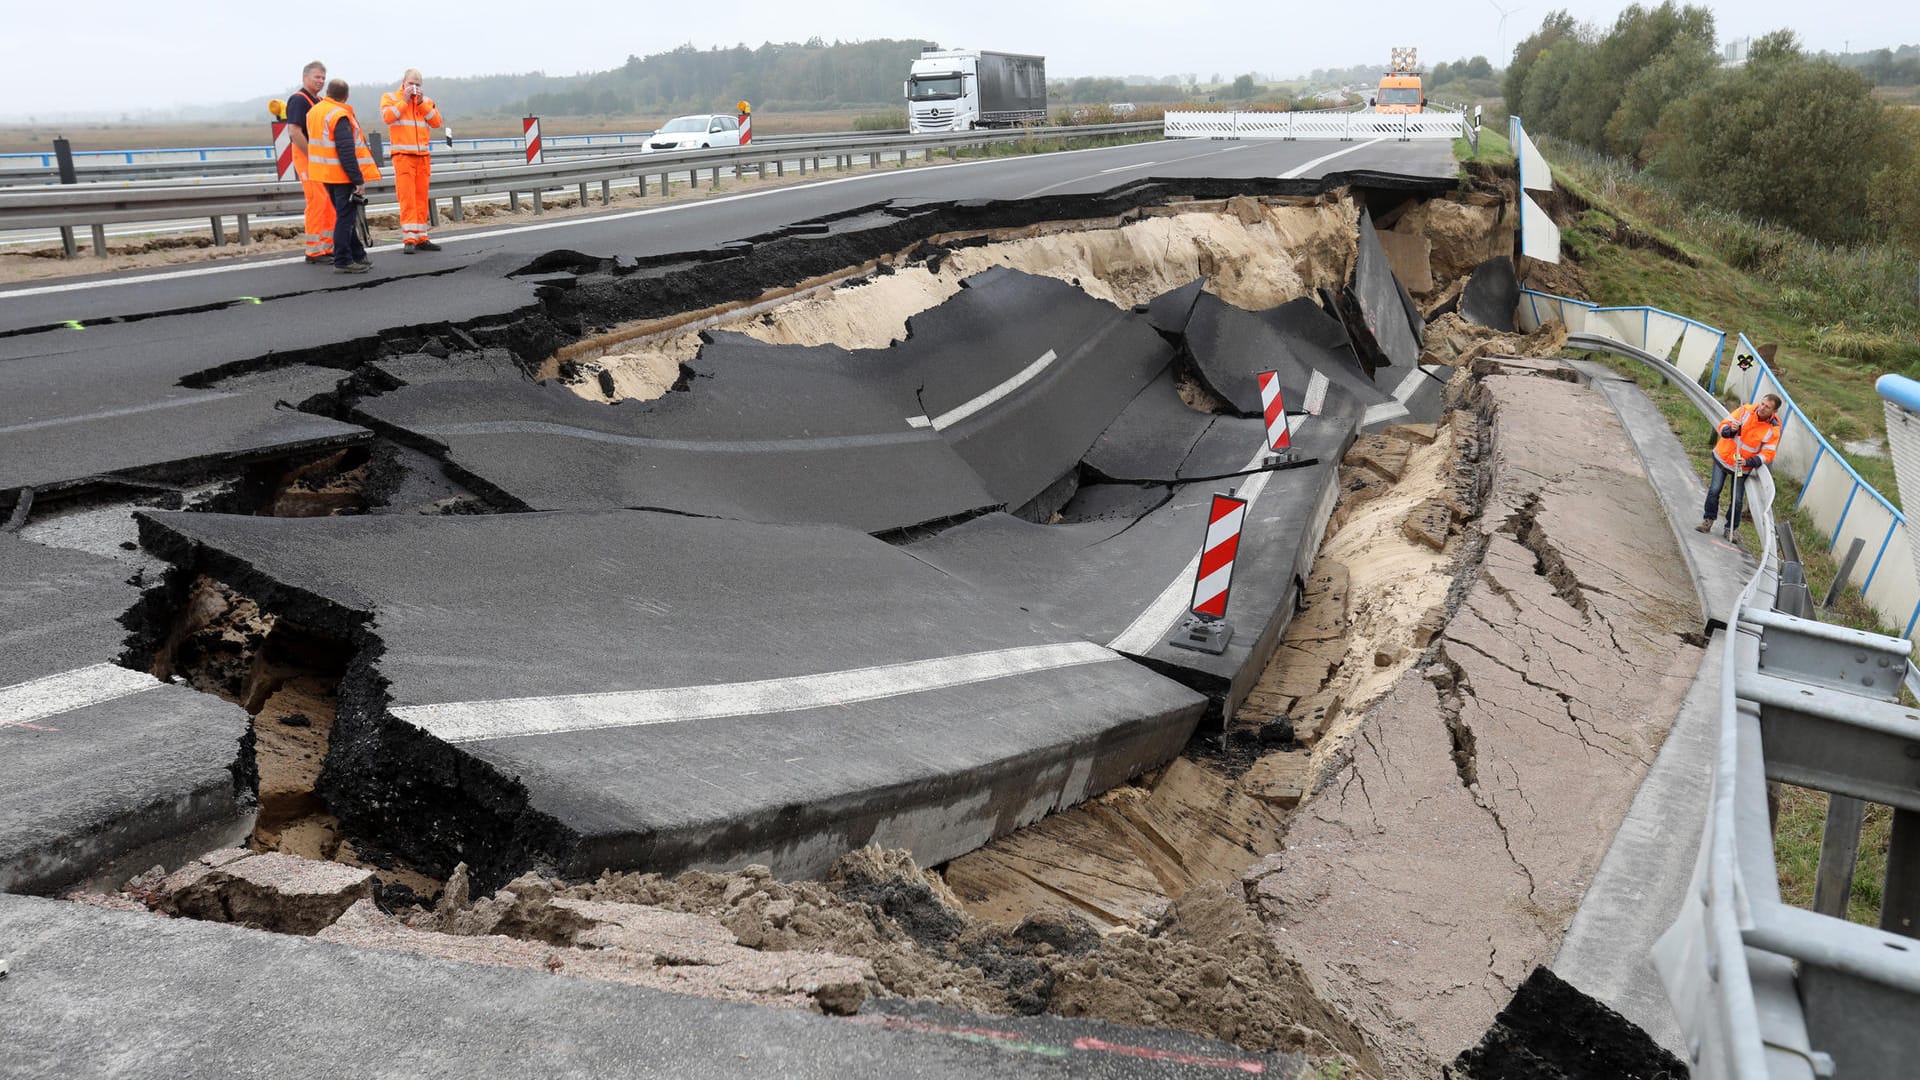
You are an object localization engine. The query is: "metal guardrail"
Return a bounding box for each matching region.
[1162,109,1467,142]
[1544,297,1920,1077]
[0,122,1161,255]
[0,129,913,187]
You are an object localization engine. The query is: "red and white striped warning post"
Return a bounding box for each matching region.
[522,116,544,165]
[1257,370,1291,457]
[271,122,294,181]
[737,100,753,145]
[1168,493,1248,654]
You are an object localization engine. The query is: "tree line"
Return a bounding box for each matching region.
[1505,5,1920,248]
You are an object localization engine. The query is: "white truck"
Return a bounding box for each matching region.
[905,49,1048,134]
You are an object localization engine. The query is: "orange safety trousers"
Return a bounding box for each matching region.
[301,174,335,258]
[392,154,432,246]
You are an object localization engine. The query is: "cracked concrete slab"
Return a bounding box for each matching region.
[133,508,1207,890]
[1245,366,1702,1071]
[0,534,252,895]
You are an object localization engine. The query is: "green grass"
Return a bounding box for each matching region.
[1773,785,1894,925]
[1541,142,1920,524]
[1452,124,1512,169]
[950,130,1161,159]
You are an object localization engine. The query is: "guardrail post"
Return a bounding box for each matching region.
[600,179,610,206]
[450,195,463,222]
[368,132,387,169]
[237,213,250,246]
[509,191,520,213]
[89,224,106,257]
[898,150,906,167]
[428,199,440,228]
[210,216,225,246]
[1814,794,1867,917]
[53,136,80,258]
[577,181,588,206]
[710,166,720,189]
[1884,808,1920,938]
[532,189,544,216]
[1823,537,1867,611]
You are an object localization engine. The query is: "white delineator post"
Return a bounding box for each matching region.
[523,116,543,165]
[1168,493,1248,654]
[1258,370,1291,457]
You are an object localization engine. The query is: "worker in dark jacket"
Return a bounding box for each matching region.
[304,80,382,273]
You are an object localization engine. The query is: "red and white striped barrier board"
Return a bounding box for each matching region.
[1257,370,1290,452]
[272,122,294,181]
[523,116,543,165]
[1190,494,1247,620]
[737,101,752,145]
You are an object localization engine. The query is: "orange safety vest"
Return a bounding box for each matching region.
[306,99,382,184]
[1715,402,1781,471]
[288,88,323,176]
[380,89,444,155]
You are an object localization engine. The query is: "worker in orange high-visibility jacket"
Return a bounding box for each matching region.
[1699,392,1783,534]
[306,80,382,273]
[283,60,335,264]
[380,69,445,253]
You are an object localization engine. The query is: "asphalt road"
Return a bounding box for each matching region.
[0,135,1458,332]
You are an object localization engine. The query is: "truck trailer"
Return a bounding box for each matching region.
[906,49,1047,134]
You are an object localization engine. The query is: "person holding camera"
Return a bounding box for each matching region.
[380,69,447,253]
[1699,393,1783,535]
[305,80,382,273]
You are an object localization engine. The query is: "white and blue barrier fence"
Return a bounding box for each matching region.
[1518,289,1920,636]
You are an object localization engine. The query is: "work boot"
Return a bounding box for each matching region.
[1695,520,1713,532]
[335,263,370,274]
[306,254,330,266]
[413,240,442,252]
[403,244,418,254]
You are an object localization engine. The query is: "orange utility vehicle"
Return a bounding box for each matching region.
[1374,47,1425,114]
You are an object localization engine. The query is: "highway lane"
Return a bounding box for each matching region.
[0,136,1455,335]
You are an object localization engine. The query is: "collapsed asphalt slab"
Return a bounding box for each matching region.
[0,891,1307,1079]
[0,535,251,894]
[134,508,1207,888]
[911,416,1355,719]
[353,348,998,532]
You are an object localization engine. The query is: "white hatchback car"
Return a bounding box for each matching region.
[642,114,743,152]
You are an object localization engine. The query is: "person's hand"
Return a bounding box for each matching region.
[1744,455,1762,470]
[1719,423,1737,438]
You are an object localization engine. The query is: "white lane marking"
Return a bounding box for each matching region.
[1361,401,1411,427]
[926,349,1057,431]
[1303,370,1329,416]
[0,391,242,436]
[1099,161,1160,174]
[905,415,933,429]
[1,664,162,727]
[1,143,1139,301]
[1106,432,1300,656]
[1279,138,1389,179]
[391,641,1120,744]
[1390,365,1429,402]
[1017,141,1249,198]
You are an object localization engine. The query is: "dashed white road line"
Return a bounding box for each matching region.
[1,664,162,728]
[1279,138,1389,179]
[391,641,1121,743]
[923,350,1058,431]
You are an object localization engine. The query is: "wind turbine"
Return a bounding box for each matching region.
[1489,0,1526,66]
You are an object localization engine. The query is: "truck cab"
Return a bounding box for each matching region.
[1373,74,1425,114]
[906,49,1046,134]
[1374,46,1425,114]
[907,51,976,134]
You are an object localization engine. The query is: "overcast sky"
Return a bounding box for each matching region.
[3,0,1909,118]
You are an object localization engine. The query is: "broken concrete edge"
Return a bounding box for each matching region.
[124,507,1209,895]
[340,408,536,514]
[0,430,375,520]
[0,780,256,898]
[150,176,1451,420]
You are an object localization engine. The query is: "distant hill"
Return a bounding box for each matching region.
[518,39,940,116]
